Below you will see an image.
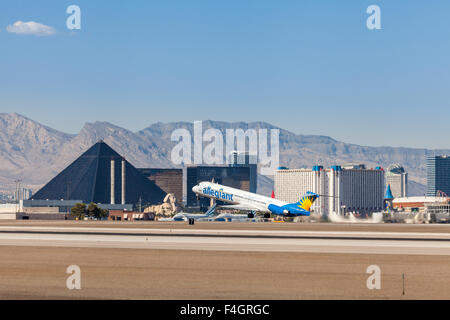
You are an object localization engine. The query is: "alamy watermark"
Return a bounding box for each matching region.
[366,265,381,290]
[63,5,380,33]
[170,121,279,176]
[62,5,380,34]
[366,5,381,30]
[66,5,81,30]
[66,265,81,290]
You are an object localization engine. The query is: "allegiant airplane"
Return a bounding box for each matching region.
[158,203,217,221]
[192,181,319,218]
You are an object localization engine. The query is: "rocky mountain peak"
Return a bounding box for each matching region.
[0,113,439,195]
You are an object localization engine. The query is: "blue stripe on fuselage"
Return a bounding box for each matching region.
[268,203,310,216]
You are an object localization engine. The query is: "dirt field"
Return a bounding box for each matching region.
[0,245,449,300]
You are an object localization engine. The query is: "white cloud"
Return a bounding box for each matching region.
[6,21,56,36]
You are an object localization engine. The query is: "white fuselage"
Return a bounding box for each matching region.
[159,212,212,221]
[192,182,288,213]
[214,213,250,221]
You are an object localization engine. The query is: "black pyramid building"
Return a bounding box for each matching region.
[32,141,166,206]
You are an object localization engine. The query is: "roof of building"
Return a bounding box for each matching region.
[392,196,449,204]
[386,163,405,175]
[276,165,383,172]
[31,141,166,206]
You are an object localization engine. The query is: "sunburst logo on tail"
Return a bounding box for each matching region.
[297,193,318,211]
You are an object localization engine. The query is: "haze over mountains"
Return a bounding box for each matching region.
[0,113,443,196]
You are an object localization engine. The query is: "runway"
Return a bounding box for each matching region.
[0,222,449,299]
[0,225,449,255]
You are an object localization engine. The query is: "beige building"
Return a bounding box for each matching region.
[275,165,385,216]
[385,164,408,198]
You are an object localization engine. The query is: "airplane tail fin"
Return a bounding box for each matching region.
[296,192,319,212]
[205,203,217,217]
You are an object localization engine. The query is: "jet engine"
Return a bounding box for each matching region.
[268,204,289,215]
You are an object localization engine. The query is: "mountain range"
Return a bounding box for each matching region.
[1,113,445,197]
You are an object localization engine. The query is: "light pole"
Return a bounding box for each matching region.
[14,179,22,213]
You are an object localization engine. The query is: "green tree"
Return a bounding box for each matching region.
[87,202,108,220]
[98,208,108,220]
[71,203,86,220]
[87,202,98,218]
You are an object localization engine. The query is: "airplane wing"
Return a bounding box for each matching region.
[218,204,263,212]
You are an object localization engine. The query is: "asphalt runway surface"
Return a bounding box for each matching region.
[1,219,450,233]
[0,226,449,255]
[0,221,449,299]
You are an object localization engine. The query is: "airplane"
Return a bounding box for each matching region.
[158,203,217,221]
[192,181,319,218]
[214,212,251,221]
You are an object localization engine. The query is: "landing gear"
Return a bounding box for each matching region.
[263,213,271,219]
[273,215,284,222]
[247,213,255,219]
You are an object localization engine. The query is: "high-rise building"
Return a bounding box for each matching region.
[385,164,408,198]
[274,165,385,215]
[14,188,32,201]
[427,155,450,196]
[186,165,250,208]
[137,168,183,204]
[228,151,257,193]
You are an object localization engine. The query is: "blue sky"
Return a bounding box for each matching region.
[1,1,449,149]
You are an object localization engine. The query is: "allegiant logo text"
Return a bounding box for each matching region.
[203,187,233,201]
